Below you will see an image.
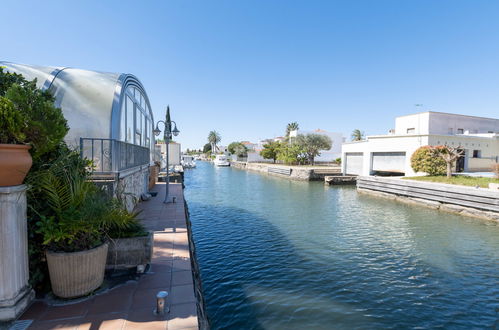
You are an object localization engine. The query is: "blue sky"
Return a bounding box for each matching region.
[2,0,499,149]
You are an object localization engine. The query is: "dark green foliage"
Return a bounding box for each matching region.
[0,67,68,159]
[228,142,248,157]
[410,146,447,176]
[203,143,212,153]
[260,140,281,163]
[0,96,26,144]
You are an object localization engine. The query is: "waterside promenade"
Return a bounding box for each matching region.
[15,183,200,330]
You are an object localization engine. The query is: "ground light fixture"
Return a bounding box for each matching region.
[154,105,180,203]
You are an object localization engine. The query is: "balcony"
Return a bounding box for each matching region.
[80,138,150,176]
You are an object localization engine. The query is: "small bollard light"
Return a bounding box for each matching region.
[154,291,169,315]
[172,196,176,203]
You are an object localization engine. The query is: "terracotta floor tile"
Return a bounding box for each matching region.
[137,272,172,290]
[171,271,193,287]
[40,301,91,321]
[169,285,196,305]
[124,319,168,330]
[28,318,84,330]
[149,262,173,273]
[126,306,168,323]
[86,292,132,315]
[19,301,48,320]
[172,259,192,272]
[132,288,170,310]
[78,313,127,330]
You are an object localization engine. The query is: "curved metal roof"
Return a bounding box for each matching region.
[0,61,154,147]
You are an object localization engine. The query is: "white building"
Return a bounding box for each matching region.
[342,112,499,176]
[156,142,181,169]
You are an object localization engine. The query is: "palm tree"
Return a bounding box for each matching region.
[286,122,299,137]
[351,129,365,141]
[207,131,221,153]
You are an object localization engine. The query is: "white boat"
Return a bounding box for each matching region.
[214,154,230,166]
[181,155,197,168]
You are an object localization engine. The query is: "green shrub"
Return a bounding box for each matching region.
[410,146,447,176]
[0,67,68,159]
[0,96,26,144]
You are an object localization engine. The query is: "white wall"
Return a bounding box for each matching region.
[342,135,430,176]
[428,112,499,135]
[395,112,430,135]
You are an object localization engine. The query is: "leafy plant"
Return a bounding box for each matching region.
[260,140,281,163]
[410,146,447,176]
[228,142,248,157]
[295,133,332,164]
[29,146,140,252]
[0,67,68,159]
[277,142,306,165]
[0,96,26,144]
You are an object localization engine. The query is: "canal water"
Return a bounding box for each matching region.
[184,162,499,329]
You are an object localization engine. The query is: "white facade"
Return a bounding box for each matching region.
[156,142,181,168]
[342,112,499,176]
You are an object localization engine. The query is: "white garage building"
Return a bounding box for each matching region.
[342,111,499,176]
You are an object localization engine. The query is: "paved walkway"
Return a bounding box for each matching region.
[18,183,199,330]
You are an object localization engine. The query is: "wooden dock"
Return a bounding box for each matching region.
[324,175,357,185]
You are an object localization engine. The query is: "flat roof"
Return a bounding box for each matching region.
[396,111,498,122]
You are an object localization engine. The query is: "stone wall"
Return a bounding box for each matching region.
[115,165,150,211]
[357,176,499,222]
[231,161,341,181]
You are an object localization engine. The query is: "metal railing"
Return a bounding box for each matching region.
[80,138,150,174]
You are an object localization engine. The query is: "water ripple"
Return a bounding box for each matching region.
[185,163,499,329]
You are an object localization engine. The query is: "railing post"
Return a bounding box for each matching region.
[80,137,84,159]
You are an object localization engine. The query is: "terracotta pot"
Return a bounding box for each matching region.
[46,243,108,298]
[0,144,32,187]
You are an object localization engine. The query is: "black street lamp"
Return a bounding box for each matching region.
[154,106,180,203]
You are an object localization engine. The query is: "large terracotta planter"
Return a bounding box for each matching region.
[46,243,108,298]
[0,144,32,187]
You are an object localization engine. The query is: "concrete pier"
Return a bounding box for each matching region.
[0,185,34,321]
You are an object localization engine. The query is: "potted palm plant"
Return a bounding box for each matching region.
[32,148,138,298]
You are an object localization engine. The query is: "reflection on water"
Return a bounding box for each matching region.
[185,162,499,329]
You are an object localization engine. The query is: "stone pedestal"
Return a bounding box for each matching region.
[0,185,34,321]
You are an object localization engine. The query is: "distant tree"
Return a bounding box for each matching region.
[295,133,332,164]
[207,130,221,153]
[203,143,212,153]
[433,145,465,178]
[286,122,299,137]
[260,140,281,163]
[276,142,306,165]
[228,142,248,157]
[351,129,365,141]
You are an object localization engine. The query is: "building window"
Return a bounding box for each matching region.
[472,150,481,158]
[126,96,134,143]
[406,128,415,134]
[457,128,464,134]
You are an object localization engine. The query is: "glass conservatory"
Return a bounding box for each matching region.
[1,61,156,199]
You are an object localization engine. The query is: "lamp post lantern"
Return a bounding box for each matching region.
[154,106,180,203]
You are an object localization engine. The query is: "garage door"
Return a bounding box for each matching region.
[345,152,363,175]
[371,152,406,174]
